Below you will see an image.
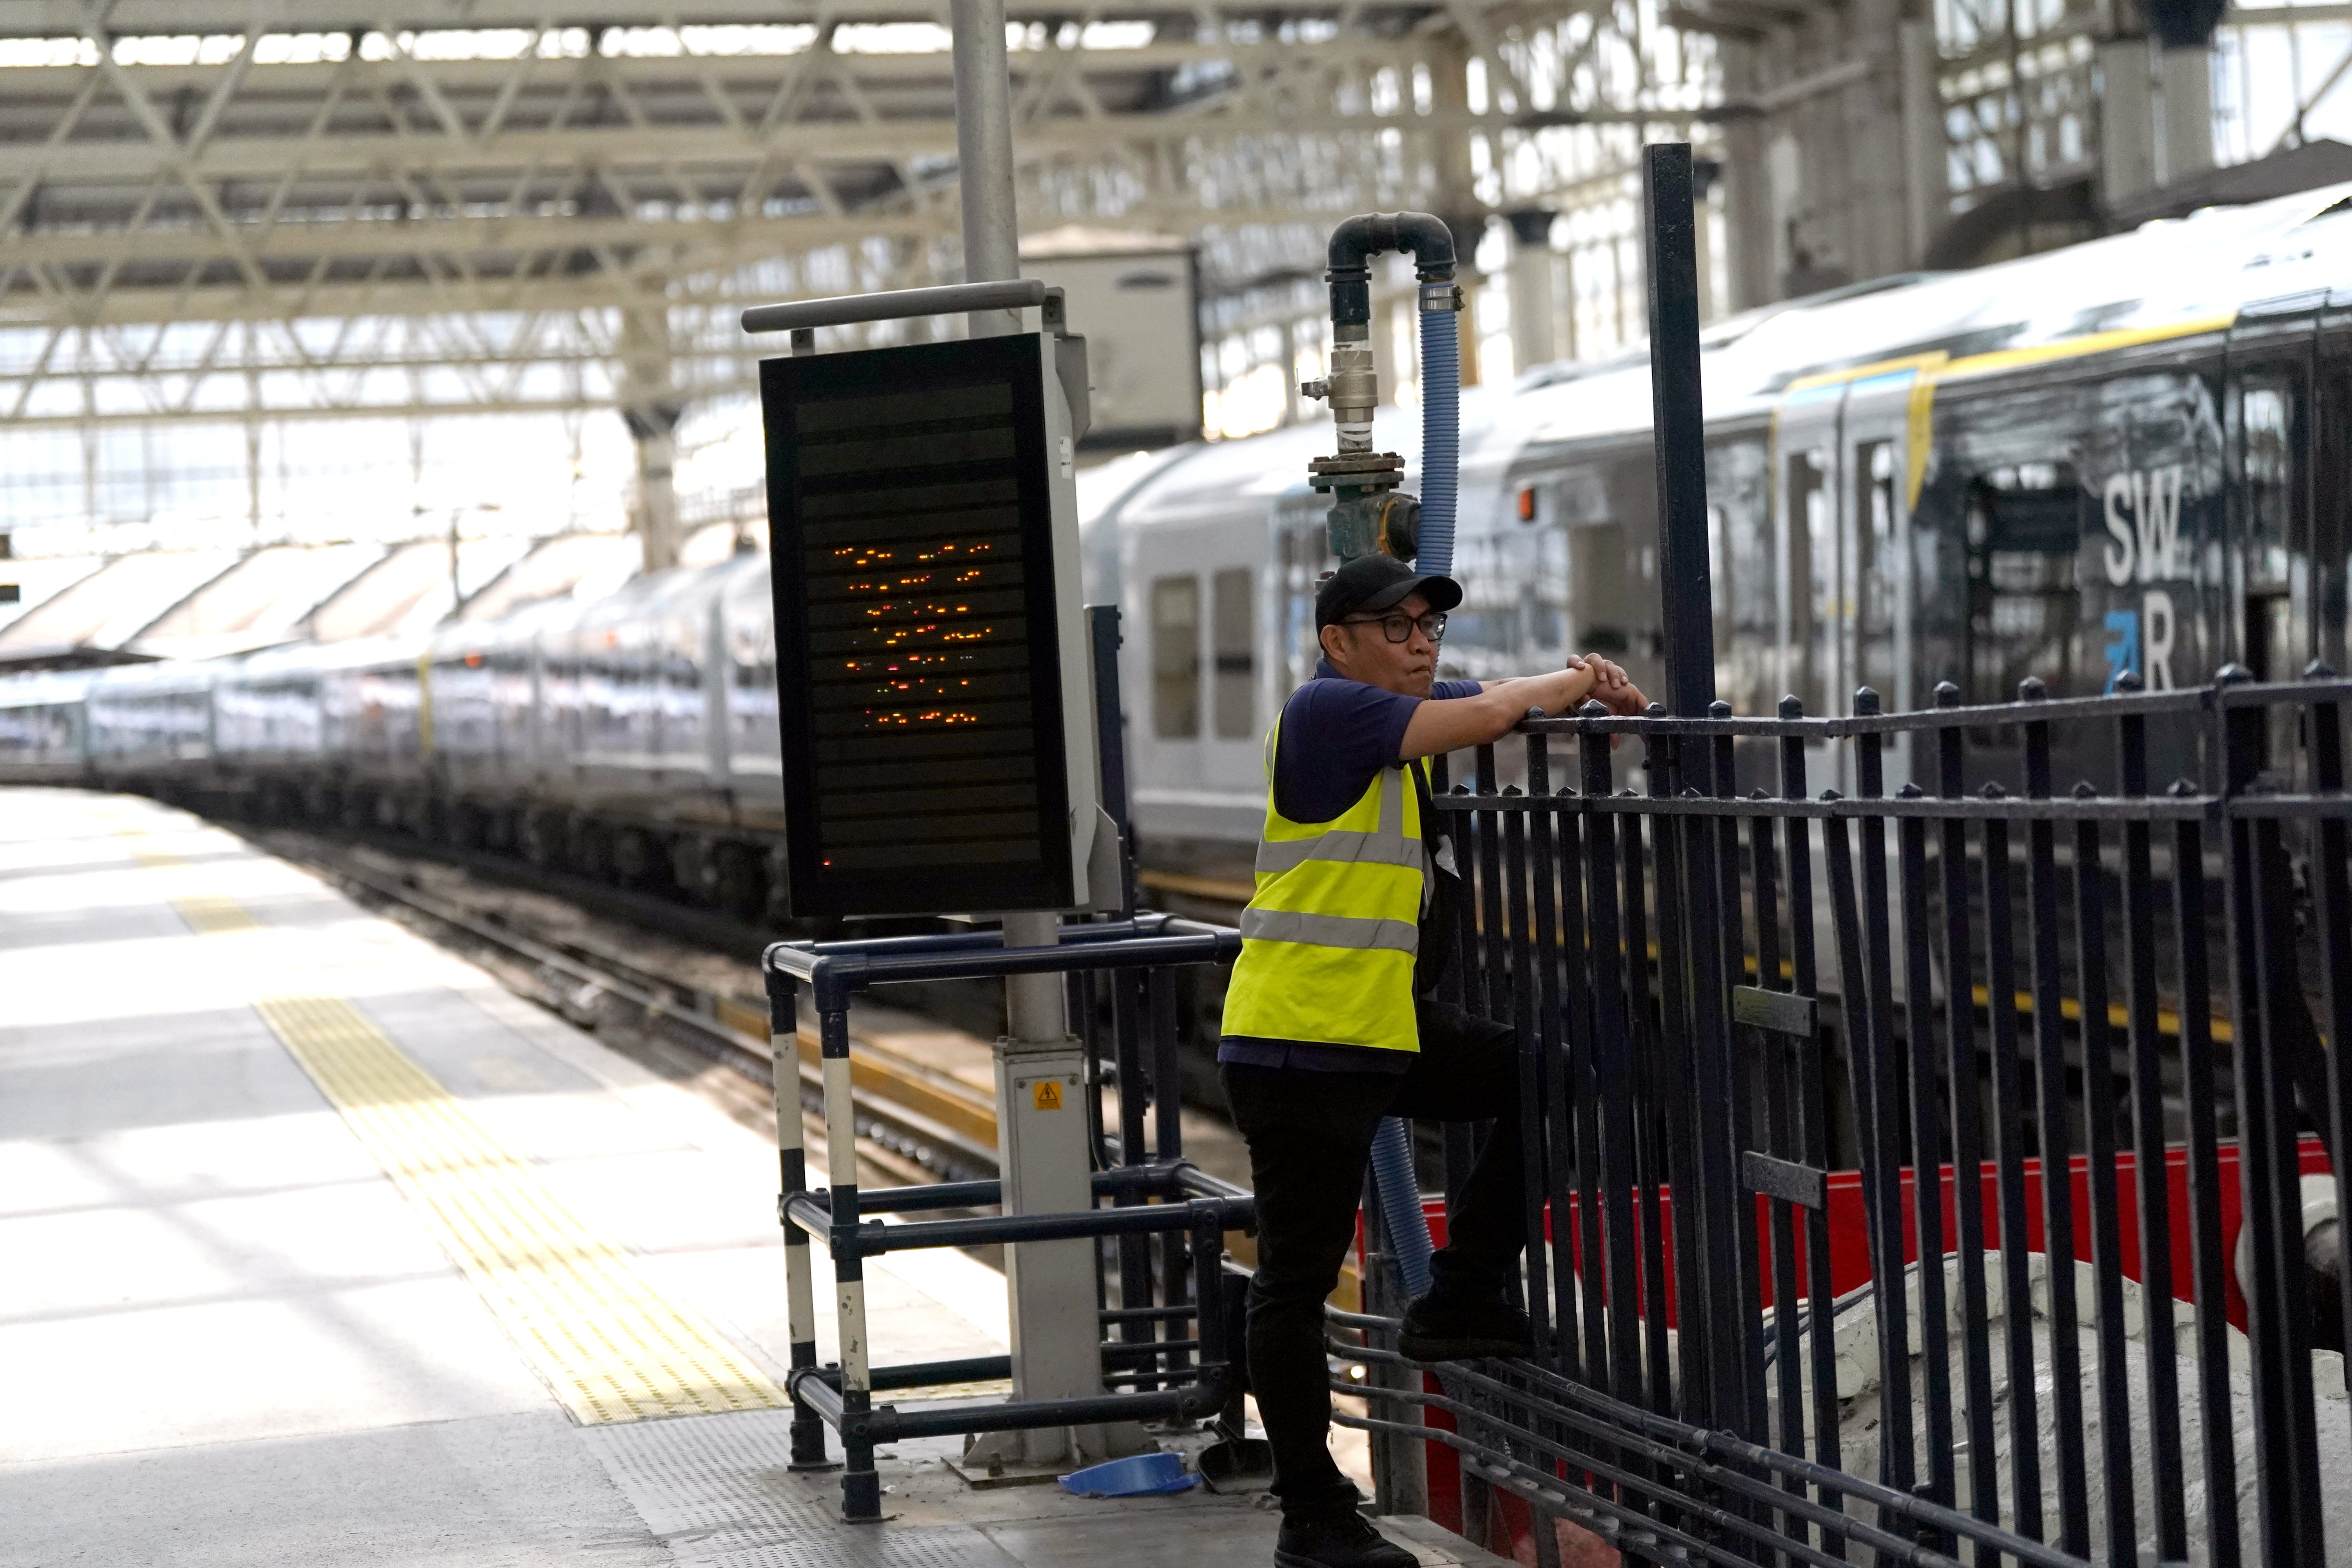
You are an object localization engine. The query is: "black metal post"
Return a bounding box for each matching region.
[1641,141,1715,730]
[1087,603,1137,917]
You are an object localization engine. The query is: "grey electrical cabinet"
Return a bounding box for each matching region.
[760,332,1100,920]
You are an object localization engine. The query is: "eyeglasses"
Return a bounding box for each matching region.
[1340,610,1447,644]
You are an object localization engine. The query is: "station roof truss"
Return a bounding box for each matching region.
[0,0,1729,431]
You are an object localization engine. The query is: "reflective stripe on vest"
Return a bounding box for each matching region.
[1218,717,1432,1054]
[1237,907,1419,952]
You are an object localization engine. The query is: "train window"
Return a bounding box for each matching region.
[1965,462,2084,702]
[1152,573,1200,739]
[1211,568,1254,739]
[2241,383,2295,684]
[2321,370,2351,676]
[1855,439,1902,706]
[2243,387,2292,593]
[1568,523,1630,655]
[1784,448,1829,715]
[1706,439,1769,715]
[1276,505,1332,695]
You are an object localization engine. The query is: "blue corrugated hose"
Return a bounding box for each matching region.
[1363,290,1461,1309]
[1368,1114,1434,1299]
[1414,295,1459,578]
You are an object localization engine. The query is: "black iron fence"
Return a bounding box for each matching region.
[1338,667,2349,1568]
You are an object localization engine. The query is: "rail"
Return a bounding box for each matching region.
[1341,666,2347,1568]
[275,836,1003,1182]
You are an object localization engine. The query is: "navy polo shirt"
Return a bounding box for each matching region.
[1218,661,1480,1075]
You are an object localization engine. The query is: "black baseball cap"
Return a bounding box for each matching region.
[1315,553,1463,628]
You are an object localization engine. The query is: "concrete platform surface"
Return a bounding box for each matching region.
[0,789,1504,1568]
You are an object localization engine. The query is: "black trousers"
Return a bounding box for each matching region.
[1219,999,1525,1523]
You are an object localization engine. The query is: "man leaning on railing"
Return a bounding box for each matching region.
[1217,553,1649,1568]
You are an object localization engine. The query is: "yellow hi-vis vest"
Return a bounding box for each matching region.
[1219,720,1433,1054]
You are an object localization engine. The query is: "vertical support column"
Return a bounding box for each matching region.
[949,0,1022,338]
[2160,44,2216,186]
[768,967,833,1472]
[1504,209,1559,376]
[244,321,265,545]
[619,286,682,575]
[1716,42,1776,312]
[818,998,880,1519]
[1899,19,1949,269]
[2100,38,2161,210]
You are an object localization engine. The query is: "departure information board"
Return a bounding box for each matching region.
[762,334,1080,918]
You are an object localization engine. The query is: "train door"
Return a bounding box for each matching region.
[1773,383,1846,790]
[2320,318,2351,676]
[1841,368,1923,788]
[1774,386,1840,716]
[2229,314,2316,774]
[1124,512,1272,844]
[2228,333,2314,681]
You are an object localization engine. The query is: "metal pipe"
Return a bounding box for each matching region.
[741,278,1045,335]
[1317,212,1456,455]
[789,1363,1229,1444]
[798,1160,1221,1218]
[852,1196,1252,1256]
[948,0,1022,337]
[765,914,1183,970]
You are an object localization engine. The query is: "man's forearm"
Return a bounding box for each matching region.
[1402,666,1599,757]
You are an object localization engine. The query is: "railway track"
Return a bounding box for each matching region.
[249,826,1009,1192]
[243,824,1258,1206]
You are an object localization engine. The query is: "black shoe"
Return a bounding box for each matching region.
[1273,1512,1417,1568]
[1397,1289,1532,1361]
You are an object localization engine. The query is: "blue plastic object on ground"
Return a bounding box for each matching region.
[1056,1451,1199,1497]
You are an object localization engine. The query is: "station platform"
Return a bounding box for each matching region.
[0,789,1499,1568]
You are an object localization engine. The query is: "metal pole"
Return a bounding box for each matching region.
[945,0,1103,1468]
[949,0,1022,338]
[1642,142,1716,727]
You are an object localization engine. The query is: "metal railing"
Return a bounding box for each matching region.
[764,914,1254,1519]
[1340,666,2348,1568]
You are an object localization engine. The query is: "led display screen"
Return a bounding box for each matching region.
[762,334,1076,918]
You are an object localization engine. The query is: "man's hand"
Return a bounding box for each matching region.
[1400,652,1647,760]
[1576,653,1647,716]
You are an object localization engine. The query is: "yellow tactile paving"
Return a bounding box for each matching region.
[124,828,788,1425]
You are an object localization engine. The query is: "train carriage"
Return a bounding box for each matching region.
[0,180,2341,922]
[85,659,217,784]
[0,670,94,784]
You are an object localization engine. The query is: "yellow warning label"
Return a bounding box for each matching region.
[1031,1080,1063,1111]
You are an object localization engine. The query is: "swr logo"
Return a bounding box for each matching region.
[2100,466,2191,585]
[2097,465,2188,691]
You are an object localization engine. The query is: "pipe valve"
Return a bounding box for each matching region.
[1310,210,1459,569]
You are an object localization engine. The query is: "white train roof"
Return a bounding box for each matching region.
[1100,180,2352,551]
